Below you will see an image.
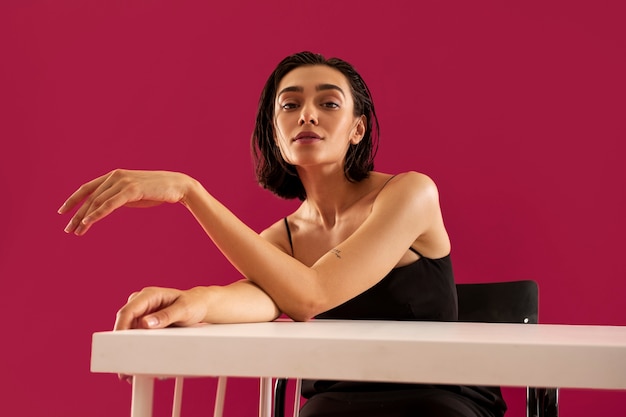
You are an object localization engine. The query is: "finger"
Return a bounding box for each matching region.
[68,171,142,235]
[63,175,117,234]
[113,303,141,332]
[114,287,180,331]
[75,185,144,235]
[114,297,152,331]
[71,183,129,235]
[139,302,189,329]
[114,289,154,331]
[119,373,132,384]
[127,291,141,302]
[57,175,109,215]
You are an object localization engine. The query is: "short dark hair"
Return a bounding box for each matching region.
[251,51,380,200]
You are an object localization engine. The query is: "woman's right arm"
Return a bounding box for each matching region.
[60,169,444,322]
[59,169,321,319]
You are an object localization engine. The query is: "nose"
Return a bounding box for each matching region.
[298,104,318,126]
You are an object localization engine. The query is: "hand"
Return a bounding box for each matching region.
[114,286,211,331]
[114,286,212,382]
[58,169,192,235]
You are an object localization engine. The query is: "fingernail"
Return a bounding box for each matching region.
[64,219,73,233]
[82,216,91,225]
[57,204,65,214]
[146,317,159,328]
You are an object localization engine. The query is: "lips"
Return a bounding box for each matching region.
[294,131,321,141]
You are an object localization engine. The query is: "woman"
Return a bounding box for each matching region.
[59,52,506,417]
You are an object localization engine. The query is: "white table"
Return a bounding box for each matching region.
[91,320,626,416]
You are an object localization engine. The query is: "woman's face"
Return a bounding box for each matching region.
[273,65,365,172]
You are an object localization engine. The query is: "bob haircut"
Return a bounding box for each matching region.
[252,51,380,200]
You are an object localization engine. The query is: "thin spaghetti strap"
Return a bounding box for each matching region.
[284,217,294,256]
[409,247,423,257]
[380,174,397,191]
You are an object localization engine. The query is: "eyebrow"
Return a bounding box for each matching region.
[277,84,346,98]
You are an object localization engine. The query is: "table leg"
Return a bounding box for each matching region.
[259,377,272,417]
[131,375,154,417]
[293,379,302,417]
[214,377,227,417]
[172,377,184,417]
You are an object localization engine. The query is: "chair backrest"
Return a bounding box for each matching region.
[275,280,557,417]
[456,280,538,324]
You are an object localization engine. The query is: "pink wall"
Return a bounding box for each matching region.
[2,1,624,416]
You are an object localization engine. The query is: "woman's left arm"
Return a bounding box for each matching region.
[114,279,281,331]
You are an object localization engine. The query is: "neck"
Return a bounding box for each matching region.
[297,166,367,229]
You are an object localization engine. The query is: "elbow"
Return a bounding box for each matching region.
[282,298,327,322]
[288,314,315,322]
[271,271,330,322]
[287,311,316,322]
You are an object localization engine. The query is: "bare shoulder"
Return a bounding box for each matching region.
[393,171,437,186]
[376,171,440,205]
[372,171,449,257]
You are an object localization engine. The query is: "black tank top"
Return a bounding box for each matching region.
[317,249,458,322]
[284,217,457,322]
[283,218,507,416]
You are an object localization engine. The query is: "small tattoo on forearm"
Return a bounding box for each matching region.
[331,249,342,259]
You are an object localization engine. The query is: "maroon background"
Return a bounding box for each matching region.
[1,1,624,416]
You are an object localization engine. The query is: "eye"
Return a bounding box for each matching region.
[322,102,340,109]
[280,102,298,110]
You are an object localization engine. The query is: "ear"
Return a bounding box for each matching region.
[349,115,367,145]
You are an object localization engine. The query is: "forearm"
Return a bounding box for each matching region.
[203,280,281,323]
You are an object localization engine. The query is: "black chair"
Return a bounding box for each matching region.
[274,280,558,417]
[456,281,558,417]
